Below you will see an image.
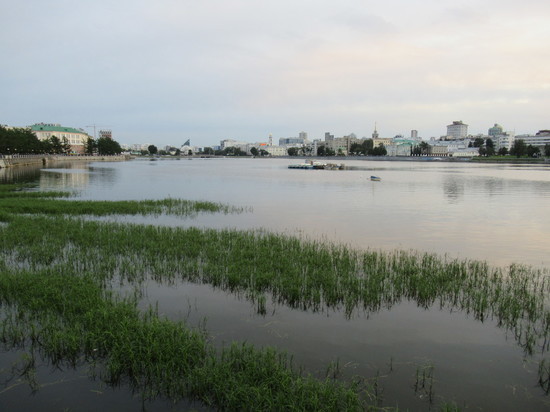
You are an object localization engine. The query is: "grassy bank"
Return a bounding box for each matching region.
[1,184,549,409]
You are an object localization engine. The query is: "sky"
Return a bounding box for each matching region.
[1,0,549,147]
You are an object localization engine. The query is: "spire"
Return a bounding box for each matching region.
[372,122,379,139]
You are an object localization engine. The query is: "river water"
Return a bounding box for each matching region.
[2,157,550,411]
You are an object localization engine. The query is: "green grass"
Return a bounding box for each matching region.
[0,271,364,411]
[1,183,548,410]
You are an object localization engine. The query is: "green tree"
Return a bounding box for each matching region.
[287,147,299,156]
[85,137,96,155]
[486,138,494,149]
[47,136,65,154]
[349,142,364,155]
[510,139,526,157]
[543,144,550,157]
[473,137,485,148]
[362,139,374,153]
[97,137,122,155]
[250,147,259,156]
[202,147,214,155]
[371,144,387,156]
[148,145,158,155]
[526,145,540,157]
[259,149,269,156]
[498,147,509,156]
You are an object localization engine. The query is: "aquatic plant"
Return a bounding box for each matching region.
[1,183,549,409]
[0,271,366,411]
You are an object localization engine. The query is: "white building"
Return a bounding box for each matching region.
[514,131,550,148]
[30,123,91,154]
[446,121,468,139]
[491,132,515,151]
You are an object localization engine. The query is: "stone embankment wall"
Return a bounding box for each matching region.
[0,154,131,169]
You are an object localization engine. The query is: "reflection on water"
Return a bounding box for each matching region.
[39,165,119,192]
[2,158,550,411]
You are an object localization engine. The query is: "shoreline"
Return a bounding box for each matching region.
[0,154,132,169]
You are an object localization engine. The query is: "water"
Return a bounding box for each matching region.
[37,158,550,267]
[2,158,550,411]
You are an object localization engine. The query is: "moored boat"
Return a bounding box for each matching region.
[370,175,381,181]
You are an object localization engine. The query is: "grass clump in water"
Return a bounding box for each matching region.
[0,271,367,411]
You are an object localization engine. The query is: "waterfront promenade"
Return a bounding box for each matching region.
[0,154,131,169]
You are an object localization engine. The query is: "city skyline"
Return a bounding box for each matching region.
[1,1,549,147]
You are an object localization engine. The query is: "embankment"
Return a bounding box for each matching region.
[0,154,131,169]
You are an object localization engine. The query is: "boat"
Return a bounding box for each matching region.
[370,176,381,181]
[288,161,346,170]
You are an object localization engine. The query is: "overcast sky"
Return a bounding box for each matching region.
[1,0,549,147]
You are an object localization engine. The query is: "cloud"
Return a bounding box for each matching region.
[1,0,549,145]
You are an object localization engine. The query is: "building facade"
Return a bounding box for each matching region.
[514,130,550,148]
[30,123,91,154]
[488,123,503,136]
[446,121,468,139]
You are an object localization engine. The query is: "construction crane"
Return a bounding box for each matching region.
[85,124,111,139]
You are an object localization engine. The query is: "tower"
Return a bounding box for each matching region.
[372,123,379,139]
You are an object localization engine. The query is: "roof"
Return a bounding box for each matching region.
[30,124,87,134]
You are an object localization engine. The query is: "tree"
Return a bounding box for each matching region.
[97,137,122,155]
[287,147,299,156]
[148,145,158,155]
[544,144,550,157]
[418,141,429,155]
[362,139,374,153]
[349,142,364,155]
[259,149,269,156]
[473,137,485,148]
[371,144,387,156]
[85,137,96,155]
[510,139,526,157]
[250,147,259,157]
[486,138,494,149]
[202,147,214,155]
[526,145,540,157]
[498,147,508,156]
[48,136,65,154]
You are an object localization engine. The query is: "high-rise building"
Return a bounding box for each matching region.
[411,130,418,139]
[446,121,468,139]
[324,132,334,142]
[298,131,308,141]
[99,129,112,140]
[488,124,503,136]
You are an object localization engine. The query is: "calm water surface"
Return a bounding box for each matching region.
[2,158,550,411]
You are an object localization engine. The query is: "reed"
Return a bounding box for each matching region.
[1,184,549,409]
[0,271,366,411]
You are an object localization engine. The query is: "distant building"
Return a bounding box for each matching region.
[514,131,550,148]
[446,121,468,139]
[488,123,503,137]
[99,129,112,140]
[372,124,379,139]
[492,132,515,151]
[411,130,418,139]
[30,123,91,154]
[279,137,306,146]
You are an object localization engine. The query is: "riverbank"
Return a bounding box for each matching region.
[0,154,131,169]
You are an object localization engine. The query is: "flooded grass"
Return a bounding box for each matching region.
[1,184,550,410]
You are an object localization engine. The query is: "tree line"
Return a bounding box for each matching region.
[0,126,122,155]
